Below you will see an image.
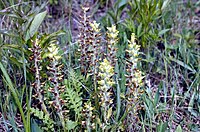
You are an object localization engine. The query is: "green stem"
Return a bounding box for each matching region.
[23,51,31,132]
[116,76,121,121]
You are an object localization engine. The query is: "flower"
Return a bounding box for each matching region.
[47,44,61,60]
[107,25,119,36]
[84,102,94,111]
[81,6,89,12]
[98,58,115,108]
[107,25,119,45]
[90,21,100,32]
[127,33,140,57]
[99,59,114,75]
[132,70,144,87]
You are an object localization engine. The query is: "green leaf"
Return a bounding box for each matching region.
[31,119,43,132]
[137,23,143,37]
[165,43,178,50]
[26,11,47,41]
[188,90,197,117]
[40,30,66,48]
[1,44,22,50]
[173,33,182,38]
[66,120,77,130]
[9,57,23,67]
[175,125,182,132]
[154,88,160,107]
[158,29,170,36]
[64,70,84,119]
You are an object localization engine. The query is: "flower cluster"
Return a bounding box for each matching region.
[126,33,143,89]
[107,25,119,46]
[89,21,101,74]
[106,25,119,65]
[90,21,100,32]
[78,6,91,75]
[126,33,140,69]
[29,39,49,116]
[125,33,144,131]
[78,7,102,77]
[98,58,115,124]
[47,44,61,60]
[82,102,95,130]
[47,44,68,129]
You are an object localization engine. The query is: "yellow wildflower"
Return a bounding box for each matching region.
[47,44,61,60]
[99,59,114,75]
[107,25,119,45]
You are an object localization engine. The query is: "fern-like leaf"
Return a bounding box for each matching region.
[64,70,84,120]
[30,108,54,132]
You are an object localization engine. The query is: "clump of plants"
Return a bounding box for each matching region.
[25,6,146,131]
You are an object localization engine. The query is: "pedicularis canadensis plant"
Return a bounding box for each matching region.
[98,58,115,128]
[78,7,102,77]
[29,38,49,116]
[125,33,144,131]
[47,43,68,130]
[78,6,91,75]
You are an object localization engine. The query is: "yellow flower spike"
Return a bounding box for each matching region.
[90,21,100,32]
[127,33,141,65]
[98,58,115,109]
[125,33,145,130]
[106,25,119,66]
[128,33,140,48]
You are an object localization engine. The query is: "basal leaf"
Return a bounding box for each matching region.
[158,29,170,36]
[26,11,47,41]
[175,125,182,132]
